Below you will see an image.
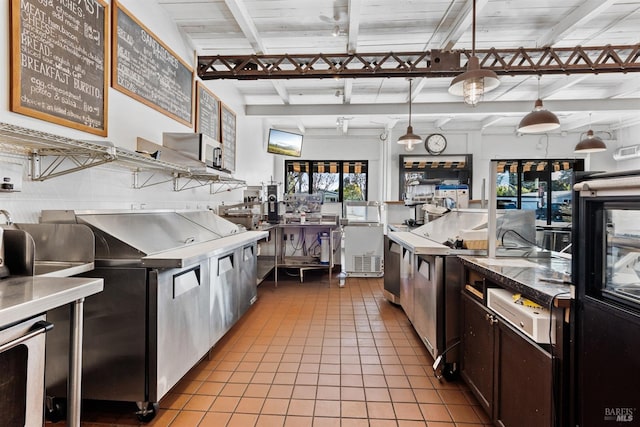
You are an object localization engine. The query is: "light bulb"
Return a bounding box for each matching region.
[463,78,484,106]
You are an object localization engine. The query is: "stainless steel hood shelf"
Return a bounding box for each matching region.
[0,122,245,191]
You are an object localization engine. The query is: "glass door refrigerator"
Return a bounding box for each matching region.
[573,171,640,427]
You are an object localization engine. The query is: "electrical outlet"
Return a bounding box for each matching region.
[290,234,294,241]
[283,234,287,240]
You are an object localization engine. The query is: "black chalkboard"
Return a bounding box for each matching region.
[113,1,193,126]
[221,103,236,173]
[10,0,108,136]
[196,81,220,141]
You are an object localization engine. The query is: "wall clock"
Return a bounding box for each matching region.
[425,133,447,155]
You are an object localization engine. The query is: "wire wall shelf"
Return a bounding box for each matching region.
[0,122,246,191]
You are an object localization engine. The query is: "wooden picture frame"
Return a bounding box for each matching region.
[220,103,236,173]
[112,0,193,126]
[10,0,109,136]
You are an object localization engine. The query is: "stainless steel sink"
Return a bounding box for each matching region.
[34,261,95,277]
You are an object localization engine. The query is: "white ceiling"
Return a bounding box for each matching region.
[156,0,640,137]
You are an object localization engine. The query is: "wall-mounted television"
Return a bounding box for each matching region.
[267,128,303,157]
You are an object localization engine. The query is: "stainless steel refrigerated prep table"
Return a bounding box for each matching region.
[41,209,266,422]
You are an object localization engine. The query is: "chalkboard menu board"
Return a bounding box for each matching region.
[195,81,220,141]
[221,103,236,173]
[10,0,108,136]
[113,1,193,126]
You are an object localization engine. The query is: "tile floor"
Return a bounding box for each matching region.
[56,273,492,427]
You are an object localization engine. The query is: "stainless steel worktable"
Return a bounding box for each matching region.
[0,276,104,427]
[275,222,340,284]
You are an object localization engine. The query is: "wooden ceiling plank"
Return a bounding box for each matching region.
[536,0,617,48]
[539,75,591,99]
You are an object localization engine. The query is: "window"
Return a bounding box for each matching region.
[495,159,584,225]
[399,155,472,200]
[285,160,368,202]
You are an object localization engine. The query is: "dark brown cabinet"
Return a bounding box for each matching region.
[461,292,495,415]
[495,319,552,427]
[461,292,553,427]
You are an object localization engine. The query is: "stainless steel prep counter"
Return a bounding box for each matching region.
[385,210,494,379]
[387,231,451,255]
[0,276,103,427]
[41,209,266,422]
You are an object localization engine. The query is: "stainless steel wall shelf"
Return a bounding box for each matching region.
[0,122,245,191]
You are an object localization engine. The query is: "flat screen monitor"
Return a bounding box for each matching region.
[267,128,303,157]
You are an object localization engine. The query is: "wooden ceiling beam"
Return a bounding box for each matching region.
[223,0,291,104]
[347,0,362,55]
[536,0,617,48]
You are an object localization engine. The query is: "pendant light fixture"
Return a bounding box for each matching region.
[517,76,560,133]
[397,78,421,151]
[574,113,606,153]
[448,0,500,106]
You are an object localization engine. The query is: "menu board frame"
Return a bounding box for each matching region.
[220,103,236,173]
[112,0,194,127]
[10,0,109,136]
[195,81,221,142]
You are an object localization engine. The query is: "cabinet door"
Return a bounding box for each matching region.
[399,247,414,321]
[210,251,237,345]
[461,292,495,416]
[496,321,552,427]
[383,237,401,299]
[412,256,442,358]
[238,243,258,317]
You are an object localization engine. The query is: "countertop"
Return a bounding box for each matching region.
[459,255,572,307]
[387,231,451,255]
[0,275,103,326]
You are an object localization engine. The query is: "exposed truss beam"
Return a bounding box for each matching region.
[536,0,616,48]
[198,44,640,80]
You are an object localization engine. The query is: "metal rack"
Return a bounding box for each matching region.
[0,122,245,191]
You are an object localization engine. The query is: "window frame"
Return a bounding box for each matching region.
[284,160,369,202]
[494,159,584,225]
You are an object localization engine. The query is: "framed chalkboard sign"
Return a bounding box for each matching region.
[221,103,236,173]
[112,1,193,126]
[10,0,109,136]
[195,81,220,142]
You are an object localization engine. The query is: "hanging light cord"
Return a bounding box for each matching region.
[408,79,413,126]
[471,0,476,57]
